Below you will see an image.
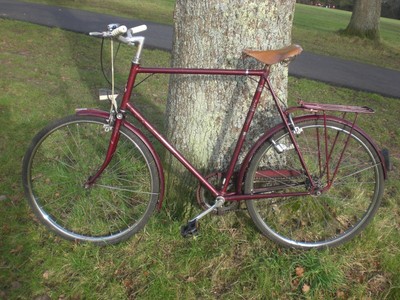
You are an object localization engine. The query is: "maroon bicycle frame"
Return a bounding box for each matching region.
[83,61,372,206]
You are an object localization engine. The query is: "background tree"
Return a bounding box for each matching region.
[344,0,382,40]
[382,0,400,19]
[166,0,296,181]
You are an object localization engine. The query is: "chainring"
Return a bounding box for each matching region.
[196,172,239,214]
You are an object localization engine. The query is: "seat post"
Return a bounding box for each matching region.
[263,65,271,79]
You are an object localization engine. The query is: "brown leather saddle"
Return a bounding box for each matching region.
[243,44,303,65]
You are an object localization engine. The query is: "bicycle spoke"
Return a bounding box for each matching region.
[23,116,159,244]
[94,183,158,196]
[246,118,383,248]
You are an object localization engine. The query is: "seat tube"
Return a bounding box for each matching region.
[222,72,267,192]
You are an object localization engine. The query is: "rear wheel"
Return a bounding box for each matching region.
[245,117,384,249]
[22,115,160,245]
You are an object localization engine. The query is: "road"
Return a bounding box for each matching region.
[1,0,399,98]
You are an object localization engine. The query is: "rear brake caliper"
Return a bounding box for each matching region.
[288,114,303,135]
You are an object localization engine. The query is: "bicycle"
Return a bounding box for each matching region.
[22,24,390,249]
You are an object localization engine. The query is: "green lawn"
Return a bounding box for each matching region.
[292,4,400,70]
[22,0,400,70]
[22,0,176,25]
[0,16,399,299]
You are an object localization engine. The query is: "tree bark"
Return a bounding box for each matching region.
[166,0,296,174]
[345,0,382,40]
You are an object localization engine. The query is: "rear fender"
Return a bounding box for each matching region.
[76,109,165,210]
[237,114,387,193]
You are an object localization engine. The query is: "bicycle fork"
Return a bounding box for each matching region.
[84,115,123,188]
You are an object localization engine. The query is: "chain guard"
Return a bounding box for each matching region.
[196,172,239,214]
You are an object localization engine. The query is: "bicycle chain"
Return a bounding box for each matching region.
[197,172,310,214]
[196,172,240,214]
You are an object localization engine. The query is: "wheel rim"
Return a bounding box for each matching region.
[26,118,157,243]
[246,120,383,248]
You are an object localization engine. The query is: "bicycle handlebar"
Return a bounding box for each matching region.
[89,24,147,39]
[129,25,147,35]
[89,24,148,64]
[111,25,127,36]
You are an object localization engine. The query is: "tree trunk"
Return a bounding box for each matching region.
[166,0,296,175]
[345,0,382,40]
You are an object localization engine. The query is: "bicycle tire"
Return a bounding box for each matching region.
[245,117,384,249]
[22,115,160,245]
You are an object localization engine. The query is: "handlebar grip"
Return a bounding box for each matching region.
[111,25,127,37]
[130,25,147,35]
[89,31,104,37]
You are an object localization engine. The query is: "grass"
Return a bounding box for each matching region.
[22,0,176,25]
[22,0,400,70]
[1,17,399,299]
[292,4,400,70]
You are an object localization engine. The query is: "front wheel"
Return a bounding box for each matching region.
[22,115,160,245]
[245,117,384,249]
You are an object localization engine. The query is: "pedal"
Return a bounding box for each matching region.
[181,219,199,237]
[181,196,225,238]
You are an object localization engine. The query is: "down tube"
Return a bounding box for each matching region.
[125,102,221,197]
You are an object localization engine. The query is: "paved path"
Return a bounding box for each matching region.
[1,0,399,98]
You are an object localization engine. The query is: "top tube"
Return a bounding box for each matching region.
[136,67,267,77]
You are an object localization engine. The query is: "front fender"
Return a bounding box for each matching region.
[237,114,387,193]
[75,108,165,210]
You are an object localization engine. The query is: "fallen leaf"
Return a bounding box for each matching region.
[295,266,305,277]
[42,270,50,280]
[34,294,51,300]
[123,279,133,288]
[302,284,311,293]
[10,245,23,254]
[2,224,11,234]
[336,290,346,299]
[291,278,300,289]
[10,281,21,290]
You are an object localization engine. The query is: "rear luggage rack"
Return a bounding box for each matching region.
[287,101,375,114]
